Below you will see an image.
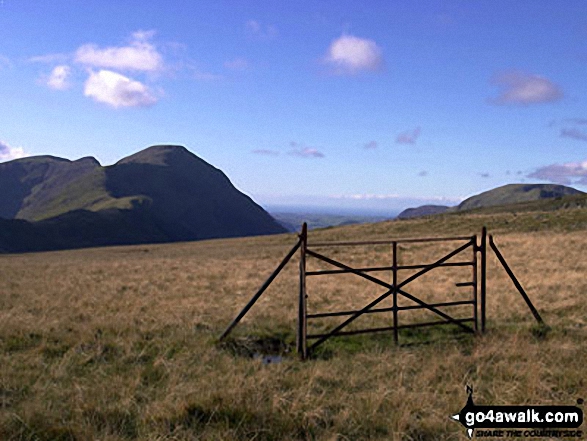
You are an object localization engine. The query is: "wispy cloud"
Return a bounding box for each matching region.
[246,20,278,40]
[188,66,223,81]
[75,30,164,72]
[84,70,158,108]
[28,53,69,64]
[331,193,462,202]
[565,118,587,125]
[527,160,587,185]
[561,127,587,141]
[0,55,12,69]
[288,142,325,158]
[363,140,378,149]
[489,71,563,105]
[224,57,250,71]
[396,127,421,144]
[289,147,325,158]
[324,35,383,74]
[252,149,279,156]
[0,140,29,162]
[45,65,71,90]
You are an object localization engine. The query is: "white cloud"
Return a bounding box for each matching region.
[0,140,29,162]
[396,127,421,144]
[490,71,563,105]
[527,160,587,185]
[325,35,383,74]
[75,30,163,72]
[84,70,157,108]
[46,65,71,90]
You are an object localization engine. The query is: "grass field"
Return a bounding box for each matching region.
[1,207,586,440]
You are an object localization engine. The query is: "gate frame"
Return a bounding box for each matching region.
[297,225,482,358]
[219,224,545,360]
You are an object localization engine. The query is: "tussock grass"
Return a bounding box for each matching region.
[0,209,586,439]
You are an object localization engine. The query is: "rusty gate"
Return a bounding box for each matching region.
[220,224,544,360]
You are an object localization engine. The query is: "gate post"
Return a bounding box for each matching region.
[472,235,478,332]
[297,223,308,359]
[392,241,399,344]
[480,226,487,333]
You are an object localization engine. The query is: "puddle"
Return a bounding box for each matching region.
[253,354,283,365]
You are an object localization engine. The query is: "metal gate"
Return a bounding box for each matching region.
[297,225,486,359]
[220,224,544,360]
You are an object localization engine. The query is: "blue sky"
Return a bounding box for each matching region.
[1,1,587,215]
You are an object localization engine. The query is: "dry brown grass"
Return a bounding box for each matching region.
[0,209,586,440]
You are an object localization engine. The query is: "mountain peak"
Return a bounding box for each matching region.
[74,156,101,167]
[116,144,193,166]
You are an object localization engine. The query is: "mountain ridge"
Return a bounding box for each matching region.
[0,145,286,252]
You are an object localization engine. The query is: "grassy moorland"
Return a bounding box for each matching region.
[0,207,586,440]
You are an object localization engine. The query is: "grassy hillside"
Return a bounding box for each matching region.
[0,207,586,439]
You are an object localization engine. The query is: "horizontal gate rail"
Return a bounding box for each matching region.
[306,261,473,276]
[307,318,476,339]
[309,236,473,247]
[307,300,474,319]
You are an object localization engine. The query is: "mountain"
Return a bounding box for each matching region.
[397,205,449,219]
[0,145,286,252]
[455,183,584,211]
[397,184,585,220]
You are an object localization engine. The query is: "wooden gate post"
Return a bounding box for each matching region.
[480,226,487,333]
[472,235,478,332]
[297,223,308,359]
[392,241,399,344]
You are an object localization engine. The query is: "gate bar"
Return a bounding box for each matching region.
[306,261,473,276]
[219,237,301,341]
[307,318,476,339]
[307,300,475,319]
[309,236,473,247]
[489,235,545,325]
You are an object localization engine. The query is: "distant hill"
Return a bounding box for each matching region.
[397,184,585,220]
[397,205,449,219]
[456,183,584,211]
[0,145,286,252]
